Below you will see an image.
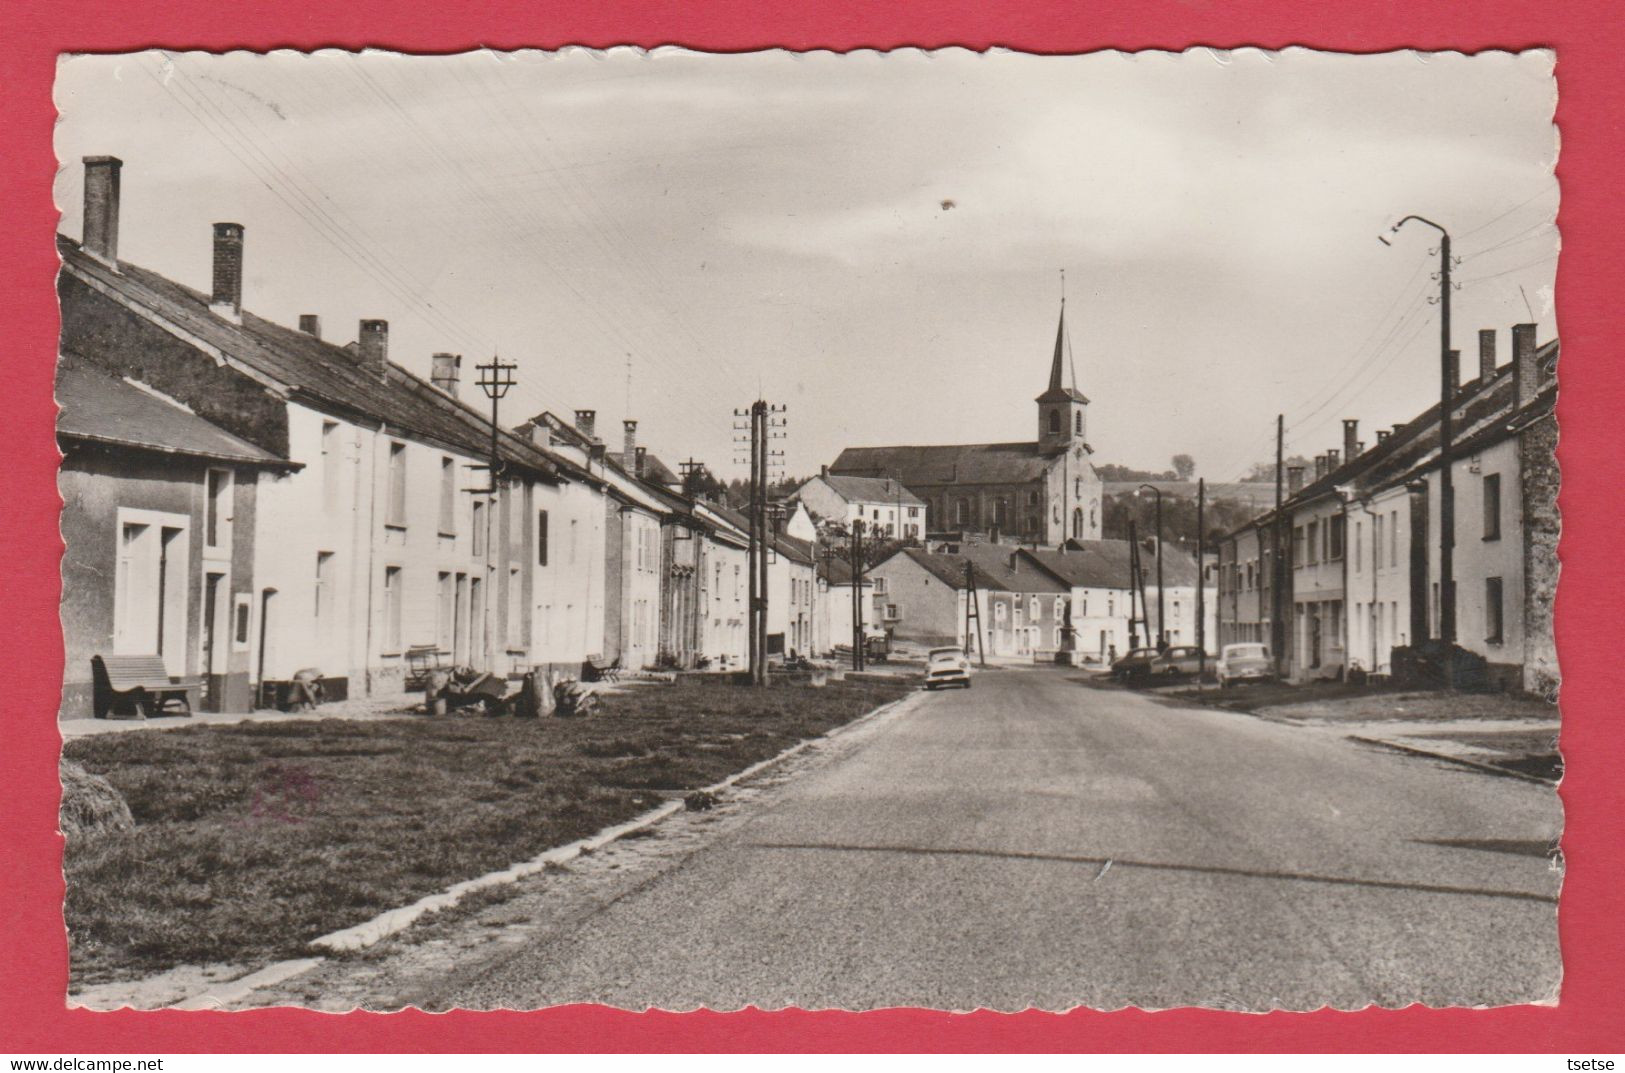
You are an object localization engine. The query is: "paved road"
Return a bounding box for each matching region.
[430,668,1562,1011]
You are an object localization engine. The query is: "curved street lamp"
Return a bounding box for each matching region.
[1381,214,1457,675]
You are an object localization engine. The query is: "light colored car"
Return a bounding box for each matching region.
[923,646,972,690]
[1216,643,1274,687]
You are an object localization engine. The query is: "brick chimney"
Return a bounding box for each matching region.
[1327,448,1341,472]
[358,319,389,376]
[1479,328,1497,383]
[430,353,460,397]
[298,314,322,339]
[1512,322,1540,407]
[1376,429,1391,444]
[1342,419,1360,463]
[210,222,245,321]
[574,409,597,441]
[1314,455,1328,482]
[635,446,648,478]
[622,419,638,471]
[1287,465,1306,494]
[81,155,122,267]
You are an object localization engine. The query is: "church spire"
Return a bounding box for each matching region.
[1049,290,1067,395]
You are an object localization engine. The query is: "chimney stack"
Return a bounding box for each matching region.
[81,155,122,267]
[1342,419,1360,463]
[1287,465,1306,494]
[210,222,246,321]
[635,446,648,478]
[574,409,597,441]
[820,464,829,479]
[1314,455,1328,482]
[1479,328,1497,383]
[430,353,460,397]
[298,314,322,339]
[1376,429,1391,444]
[1512,322,1540,407]
[1327,448,1341,472]
[622,419,638,471]
[358,319,389,375]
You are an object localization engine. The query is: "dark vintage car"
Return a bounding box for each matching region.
[1152,645,1206,678]
[1110,646,1162,682]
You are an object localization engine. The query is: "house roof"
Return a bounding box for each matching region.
[1215,337,1558,541]
[704,504,817,565]
[880,547,1009,591]
[831,440,1068,487]
[1019,540,1201,589]
[56,356,294,468]
[950,542,1071,593]
[818,557,871,586]
[59,235,573,483]
[810,473,926,507]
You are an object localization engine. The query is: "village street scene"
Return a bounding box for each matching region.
[52,49,1560,1012]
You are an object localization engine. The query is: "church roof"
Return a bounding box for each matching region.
[831,441,1062,486]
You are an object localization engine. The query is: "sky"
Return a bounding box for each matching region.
[53,48,1558,482]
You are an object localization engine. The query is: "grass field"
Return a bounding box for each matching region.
[62,675,910,985]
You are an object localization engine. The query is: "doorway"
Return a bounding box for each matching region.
[202,572,225,711]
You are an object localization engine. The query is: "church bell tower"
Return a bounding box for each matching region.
[1036,296,1088,454]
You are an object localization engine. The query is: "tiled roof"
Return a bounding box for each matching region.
[56,357,292,468]
[1020,540,1200,589]
[831,441,1063,486]
[811,474,926,507]
[880,547,1009,591]
[59,235,573,484]
[951,542,1070,594]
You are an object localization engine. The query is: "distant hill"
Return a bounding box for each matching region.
[1103,480,1278,511]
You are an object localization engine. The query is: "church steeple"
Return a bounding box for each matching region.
[1036,284,1089,453]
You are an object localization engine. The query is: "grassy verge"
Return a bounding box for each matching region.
[63,675,910,986]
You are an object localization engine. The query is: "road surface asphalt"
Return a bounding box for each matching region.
[334,668,1563,1012]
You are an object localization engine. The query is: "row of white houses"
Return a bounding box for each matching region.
[56,156,841,718]
[1215,323,1558,694]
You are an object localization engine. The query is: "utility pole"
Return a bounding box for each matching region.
[1137,483,1165,648]
[1127,519,1140,650]
[474,355,516,669]
[1196,477,1206,684]
[850,520,865,671]
[1272,413,1285,680]
[963,561,986,667]
[1383,215,1457,686]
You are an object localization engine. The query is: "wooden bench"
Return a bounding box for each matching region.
[404,644,447,691]
[92,654,202,720]
[582,654,622,683]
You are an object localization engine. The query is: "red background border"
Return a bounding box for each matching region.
[4,0,1622,1053]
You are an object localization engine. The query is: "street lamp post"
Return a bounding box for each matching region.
[474,355,517,670]
[1381,215,1456,683]
[1136,483,1165,649]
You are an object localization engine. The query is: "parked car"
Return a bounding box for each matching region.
[1152,645,1206,678]
[1110,646,1161,683]
[923,646,972,690]
[1216,643,1274,687]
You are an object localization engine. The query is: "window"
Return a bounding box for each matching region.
[439,457,457,534]
[1055,596,1065,620]
[1292,525,1305,567]
[537,510,550,566]
[507,566,521,644]
[321,421,341,510]
[1483,473,1502,541]
[1485,577,1505,643]
[872,576,887,595]
[1390,509,1400,567]
[1306,521,1319,564]
[1328,514,1344,561]
[956,498,971,526]
[206,469,231,548]
[314,551,333,620]
[386,443,407,528]
[1030,595,1040,619]
[995,601,1007,622]
[382,567,402,652]
[1048,410,1060,434]
[1354,521,1362,571]
[1373,514,1383,571]
[437,572,454,651]
[1075,412,1083,435]
[472,500,486,556]
[908,507,920,518]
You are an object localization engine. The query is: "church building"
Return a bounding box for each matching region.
[828,300,1103,547]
